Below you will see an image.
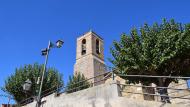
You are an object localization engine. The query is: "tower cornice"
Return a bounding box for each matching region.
[78,30,104,41]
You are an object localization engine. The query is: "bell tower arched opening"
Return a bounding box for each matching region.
[81,39,86,55]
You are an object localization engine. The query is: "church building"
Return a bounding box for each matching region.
[74,31,106,85]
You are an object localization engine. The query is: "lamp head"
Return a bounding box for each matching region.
[41,48,48,56]
[23,79,32,91]
[56,40,64,48]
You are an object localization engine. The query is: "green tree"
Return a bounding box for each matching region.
[2,63,63,103]
[66,73,90,93]
[110,19,190,102]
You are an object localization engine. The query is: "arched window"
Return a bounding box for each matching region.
[96,39,100,54]
[81,39,86,55]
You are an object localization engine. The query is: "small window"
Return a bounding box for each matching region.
[81,39,86,55]
[96,39,100,54]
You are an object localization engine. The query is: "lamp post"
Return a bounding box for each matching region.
[36,40,64,107]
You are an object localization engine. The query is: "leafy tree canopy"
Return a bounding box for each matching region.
[66,73,90,93]
[110,19,190,98]
[2,63,63,103]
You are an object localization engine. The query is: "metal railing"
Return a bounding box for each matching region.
[117,83,190,98]
[18,69,112,106]
[18,68,190,106]
[114,73,190,103]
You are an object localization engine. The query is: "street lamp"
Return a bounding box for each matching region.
[23,79,32,91]
[56,40,64,48]
[36,40,64,107]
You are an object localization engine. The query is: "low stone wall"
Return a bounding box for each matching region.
[168,80,190,106]
[22,81,188,107]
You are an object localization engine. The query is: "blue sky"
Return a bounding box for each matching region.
[0,0,190,104]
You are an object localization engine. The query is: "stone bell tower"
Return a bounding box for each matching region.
[74,31,106,85]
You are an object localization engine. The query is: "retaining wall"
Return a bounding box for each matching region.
[22,81,188,107]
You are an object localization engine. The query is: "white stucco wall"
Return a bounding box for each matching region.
[22,81,188,107]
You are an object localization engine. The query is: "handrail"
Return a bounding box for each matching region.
[18,69,190,105]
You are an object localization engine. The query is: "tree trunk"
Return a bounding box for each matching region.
[142,83,155,101]
[157,78,171,103]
